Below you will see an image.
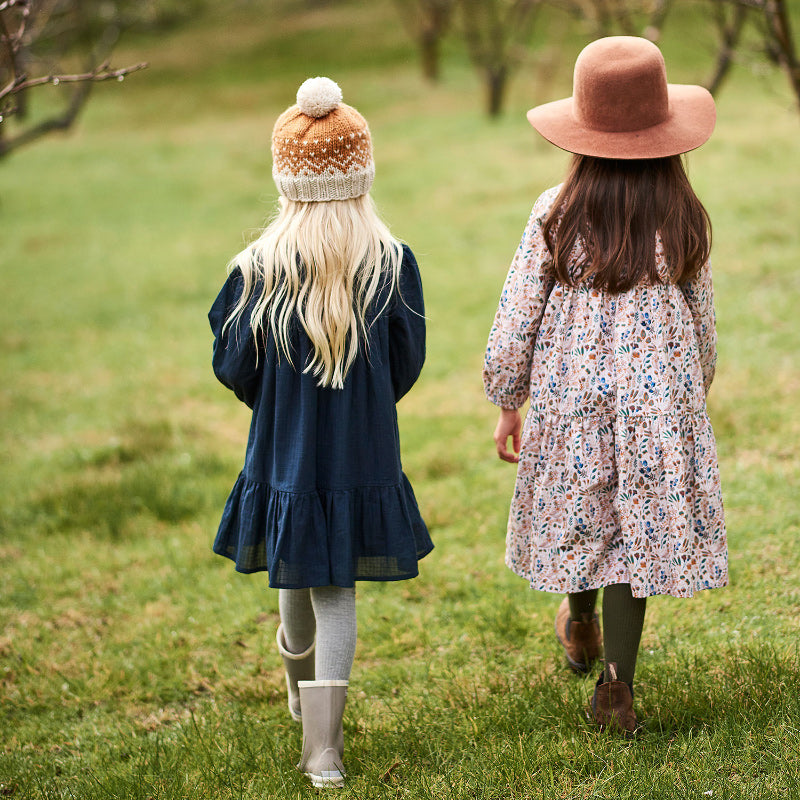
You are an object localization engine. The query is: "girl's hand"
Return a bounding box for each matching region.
[494,408,521,463]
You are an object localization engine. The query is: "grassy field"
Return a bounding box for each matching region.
[2,1,800,797]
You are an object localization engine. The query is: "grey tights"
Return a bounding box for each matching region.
[278,586,357,681]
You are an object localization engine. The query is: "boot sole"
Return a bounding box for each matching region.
[586,707,639,738]
[305,770,345,788]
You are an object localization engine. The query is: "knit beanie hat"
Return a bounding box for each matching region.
[271,77,375,202]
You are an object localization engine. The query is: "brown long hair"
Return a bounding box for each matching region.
[542,155,711,293]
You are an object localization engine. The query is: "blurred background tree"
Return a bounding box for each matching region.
[705,0,799,109]
[394,0,676,116]
[2,0,797,152]
[392,0,454,81]
[456,0,542,117]
[0,0,206,158]
[559,0,674,38]
[393,0,798,116]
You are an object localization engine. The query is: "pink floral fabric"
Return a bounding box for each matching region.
[484,186,727,598]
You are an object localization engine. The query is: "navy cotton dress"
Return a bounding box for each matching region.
[209,244,433,588]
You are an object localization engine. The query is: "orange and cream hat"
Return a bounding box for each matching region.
[271,77,375,202]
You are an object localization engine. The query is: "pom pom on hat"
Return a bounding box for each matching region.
[296,77,343,118]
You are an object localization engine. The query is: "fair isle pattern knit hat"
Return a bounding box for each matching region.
[271,77,374,202]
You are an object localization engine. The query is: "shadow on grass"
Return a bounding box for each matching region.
[639,643,800,736]
[1,417,232,539]
[343,643,800,797]
[2,643,798,799]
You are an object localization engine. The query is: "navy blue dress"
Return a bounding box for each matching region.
[209,244,433,588]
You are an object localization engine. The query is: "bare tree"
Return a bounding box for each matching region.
[706,0,747,94]
[704,0,800,113]
[1,0,147,159]
[393,0,454,81]
[457,0,542,117]
[748,0,800,109]
[551,0,675,40]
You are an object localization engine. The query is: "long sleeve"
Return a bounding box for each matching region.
[483,191,557,409]
[679,259,717,394]
[209,268,262,409]
[388,245,426,402]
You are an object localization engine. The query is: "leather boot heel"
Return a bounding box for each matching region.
[555,597,603,673]
[590,662,638,735]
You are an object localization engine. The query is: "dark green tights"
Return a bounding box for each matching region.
[568,584,647,687]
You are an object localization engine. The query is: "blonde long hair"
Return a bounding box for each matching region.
[224,193,402,389]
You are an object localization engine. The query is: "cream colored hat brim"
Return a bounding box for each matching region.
[272,165,374,202]
[527,83,716,159]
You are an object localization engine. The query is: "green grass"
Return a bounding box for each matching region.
[2,1,800,797]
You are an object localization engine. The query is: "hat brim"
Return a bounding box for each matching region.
[526,84,716,159]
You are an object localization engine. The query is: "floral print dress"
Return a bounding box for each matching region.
[483,186,727,599]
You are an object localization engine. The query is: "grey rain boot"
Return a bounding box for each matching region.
[297,680,348,789]
[276,624,315,722]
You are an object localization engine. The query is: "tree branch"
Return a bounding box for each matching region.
[706,0,747,95]
[0,1,149,157]
[721,0,800,113]
[0,74,91,155]
[762,0,800,110]
[0,59,148,105]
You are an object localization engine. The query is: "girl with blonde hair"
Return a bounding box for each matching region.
[209,77,432,787]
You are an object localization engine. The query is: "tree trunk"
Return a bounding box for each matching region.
[486,64,507,117]
[420,26,441,81]
[763,0,800,112]
[706,1,747,95]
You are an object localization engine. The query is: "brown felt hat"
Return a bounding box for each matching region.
[527,36,716,159]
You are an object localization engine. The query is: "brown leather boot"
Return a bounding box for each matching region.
[591,662,638,735]
[555,597,602,673]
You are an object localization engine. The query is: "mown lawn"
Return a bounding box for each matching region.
[1,1,799,797]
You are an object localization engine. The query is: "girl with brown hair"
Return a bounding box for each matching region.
[483,37,726,733]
